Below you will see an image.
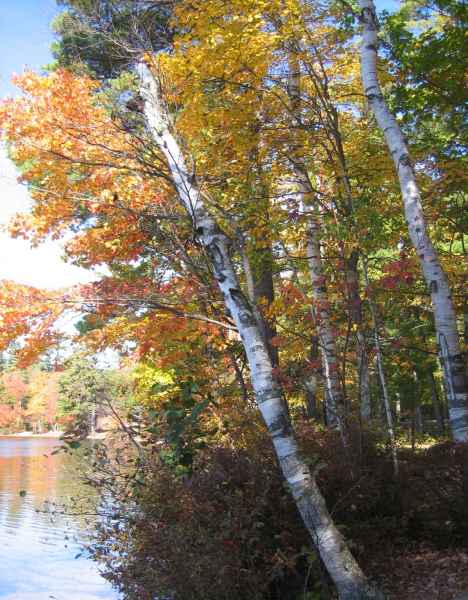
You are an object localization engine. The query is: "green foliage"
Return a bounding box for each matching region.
[1,0,467,594]
[147,379,215,475]
[52,0,173,78]
[57,353,133,434]
[383,0,468,156]
[57,354,104,427]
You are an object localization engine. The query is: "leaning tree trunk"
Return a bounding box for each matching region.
[358,0,468,442]
[138,62,383,600]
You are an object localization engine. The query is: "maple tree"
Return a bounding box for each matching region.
[24,368,60,432]
[0,370,28,430]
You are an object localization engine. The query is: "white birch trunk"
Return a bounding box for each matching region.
[304,372,318,419]
[287,57,346,434]
[138,62,383,600]
[358,0,468,442]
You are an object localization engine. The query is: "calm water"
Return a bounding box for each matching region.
[0,436,121,600]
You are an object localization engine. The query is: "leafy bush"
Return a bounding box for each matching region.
[87,424,467,600]
[89,437,316,600]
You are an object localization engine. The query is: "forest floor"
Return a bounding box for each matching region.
[312,432,468,600]
[370,544,468,599]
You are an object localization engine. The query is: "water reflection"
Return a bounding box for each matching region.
[0,437,120,600]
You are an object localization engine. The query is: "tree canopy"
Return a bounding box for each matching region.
[0,0,466,597]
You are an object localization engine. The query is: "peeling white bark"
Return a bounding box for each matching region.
[358,0,468,442]
[138,62,383,600]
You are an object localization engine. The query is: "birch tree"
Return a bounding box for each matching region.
[287,56,347,432]
[138,60,383,600]
[358,0,468,442]
[282,27,372,424]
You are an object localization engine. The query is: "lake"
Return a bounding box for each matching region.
[0,436,121,600]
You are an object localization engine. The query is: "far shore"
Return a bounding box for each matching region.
[0,430,108,440]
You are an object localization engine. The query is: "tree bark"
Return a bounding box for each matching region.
[303,337,320,420]
[138,62,383,600]
[242,244,279,368]
[346,250,371,421]
[429,369,445,436]
[363,258,398,477]
[245,141,279,369]
[289,45,372,425]
[287,56,346,434]
[358,0,468,442]
[306,208,346,433]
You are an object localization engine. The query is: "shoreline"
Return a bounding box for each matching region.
[0,431,108,440]
[0,431,63,438]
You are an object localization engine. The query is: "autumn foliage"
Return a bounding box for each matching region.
[0,0,466,597]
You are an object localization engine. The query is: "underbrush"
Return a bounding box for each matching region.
[87,424,467,600]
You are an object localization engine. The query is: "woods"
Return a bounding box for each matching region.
[0,0,466,598]
[0,353,132,434]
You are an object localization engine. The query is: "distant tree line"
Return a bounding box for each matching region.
[0,352,133,434]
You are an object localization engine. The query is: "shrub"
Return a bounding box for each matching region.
[87,424,467,599]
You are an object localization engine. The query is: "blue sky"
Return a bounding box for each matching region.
[0,0,59,98]
[0,0,96,290]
